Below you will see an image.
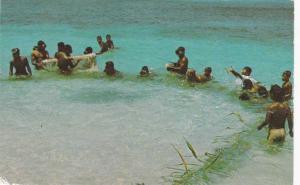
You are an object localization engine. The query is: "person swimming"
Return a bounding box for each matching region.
[57,44,81,74]
[9,48,32,77]
[104,61,120,76]
[31,40,49,70]
[186,67,213,83]
[257,84,293,144]
[281,70,292,101]
[83,47,93,54]
[105,34,114,49]
[139,66,150,77]
[228,66,258,86]
[96,35,108,54]
[166,47,188,75]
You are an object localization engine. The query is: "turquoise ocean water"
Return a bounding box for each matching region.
[0,0,293,184]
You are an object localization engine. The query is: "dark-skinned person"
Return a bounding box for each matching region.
[103,61,121,77]
[9,48,32,77]
[57,44,81,74]
[31,40,49,70]
[186,67,213,83]
[166,46,188,75]
[281,70,292,101]
[257,85,293,144]
[96,35,108,54]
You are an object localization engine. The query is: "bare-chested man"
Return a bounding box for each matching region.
[257,84,293,144]
[281,70,292,101]
[31,40,49,70]
[166,47,188,75]
[9,48,32,77]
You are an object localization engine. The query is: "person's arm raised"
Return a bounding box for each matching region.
[227,67,243,80]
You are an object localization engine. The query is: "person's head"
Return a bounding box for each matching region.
[282,70,291,82]
[239,93,250,101]
[186,69,197,82]
[11,48,20,59]
[84,47,93,54]
[204,67,212,77]
[104,61,116,75]
[97,36,102,43]
[257,86,269,98]
[269,84,284,102]
[241,66,252,76]
[242,79,253,90]
[175,46,185,58]
[57,42,65,52]
[106,34,112,41]
[37,40,46,50]
[64,44,72,55]
[140,66,149,75]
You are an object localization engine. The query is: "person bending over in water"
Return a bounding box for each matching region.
[83,47,93,54]
[166,47,188,75]
[105,34,114,49]
[104,61,120,76]
[31,40,49,70]
[186,67,212,83]
[54,42,65,58]
[227,66,258,86]
[281,70,292,101]
[96,36,108,54]
[9,48,32,77]
[239,79,268,101]
[57,44,81,74]
[257,85,293,144]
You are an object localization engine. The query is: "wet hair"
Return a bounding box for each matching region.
[84,47,93,54]
[175,46,185,55]
[242,79,253,90]
[186,69,197,82]
[141,66,149,73]
[205,67,212,73]
[239,93,250,101]
[97,35,102,40]
[11,48,20,55]
[106,34,111,39]
[283,70,291,78]
[269,84,284,102]
[58,42,65,47]
[243,66,252,75]
[37,40,45,46]
[257,86,268,98]
[104,61,115,73]
[65,44,72,53]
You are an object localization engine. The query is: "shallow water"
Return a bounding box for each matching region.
[0,0,293,185]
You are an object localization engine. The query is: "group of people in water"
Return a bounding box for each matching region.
[8,40,293,145]
[9,34,115,75]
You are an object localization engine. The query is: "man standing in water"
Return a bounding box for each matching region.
[31,40,49,70]
[281,70,292,101]
[166,46,188,75]
[9,48,32,77]
[257,85,293,144]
